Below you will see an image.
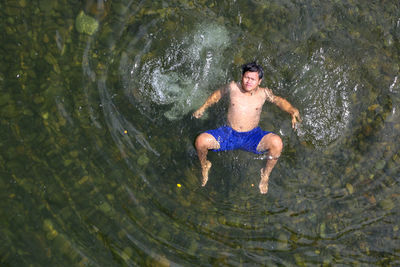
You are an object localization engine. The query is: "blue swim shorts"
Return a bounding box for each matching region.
[205,126,272,154]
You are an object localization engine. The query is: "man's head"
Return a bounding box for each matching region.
[241,62,263,92]
[241,62,264,80]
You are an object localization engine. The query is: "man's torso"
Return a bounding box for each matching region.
[226,82,268,132]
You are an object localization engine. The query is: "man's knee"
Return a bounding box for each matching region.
[195,134,205,149]
[258,134,283,152]
[195,133,217,150]
[270,134,283,152]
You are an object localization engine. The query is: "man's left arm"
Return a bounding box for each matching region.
[264,88,301,129]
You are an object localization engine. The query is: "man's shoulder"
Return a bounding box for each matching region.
[227,81,240,91]
[220,81,237,94]
[260,87,276,102]
[228,81,238,88]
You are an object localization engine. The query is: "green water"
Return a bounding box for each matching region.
[1,0,400,265]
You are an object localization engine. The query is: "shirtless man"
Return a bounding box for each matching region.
[193,62,301,194]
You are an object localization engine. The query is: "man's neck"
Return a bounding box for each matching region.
[240,84,259,96]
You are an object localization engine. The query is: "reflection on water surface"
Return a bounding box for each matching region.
[1,0,400,265]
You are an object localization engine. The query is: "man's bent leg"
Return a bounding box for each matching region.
[256,134,283,194]
[195,133,220,186]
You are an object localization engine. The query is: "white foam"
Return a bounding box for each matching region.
[136,23,230,120]
[295,48,352,148]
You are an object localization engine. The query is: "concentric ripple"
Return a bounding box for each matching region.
[74,1,400,265]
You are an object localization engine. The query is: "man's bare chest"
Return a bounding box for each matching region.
[229,91,266,111]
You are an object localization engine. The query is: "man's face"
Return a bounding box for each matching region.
[241,71,262,92]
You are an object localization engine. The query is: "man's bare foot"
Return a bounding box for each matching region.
[201,160,212,186]
[259,168,269,194]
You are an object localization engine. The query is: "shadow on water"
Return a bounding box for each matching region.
[1,0,400,266]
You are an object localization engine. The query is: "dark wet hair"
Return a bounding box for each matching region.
[241,62,264,80]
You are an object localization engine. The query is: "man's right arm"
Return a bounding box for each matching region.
[193,84,230,118]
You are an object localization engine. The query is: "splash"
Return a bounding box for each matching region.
[294,48,352,147]
[129,23,230,120]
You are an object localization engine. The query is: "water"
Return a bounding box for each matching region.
[1,0,400,265]
[124,22,230,120]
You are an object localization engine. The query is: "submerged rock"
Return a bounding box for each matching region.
[380,198,395,211]
[346,183,354,194]
[137,153,149,166]
[75,11,99,35]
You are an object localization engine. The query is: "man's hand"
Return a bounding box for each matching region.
[273,96,301,130]
[291,109,301,129]
[192,108,205,119]
[192,87,226,119]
